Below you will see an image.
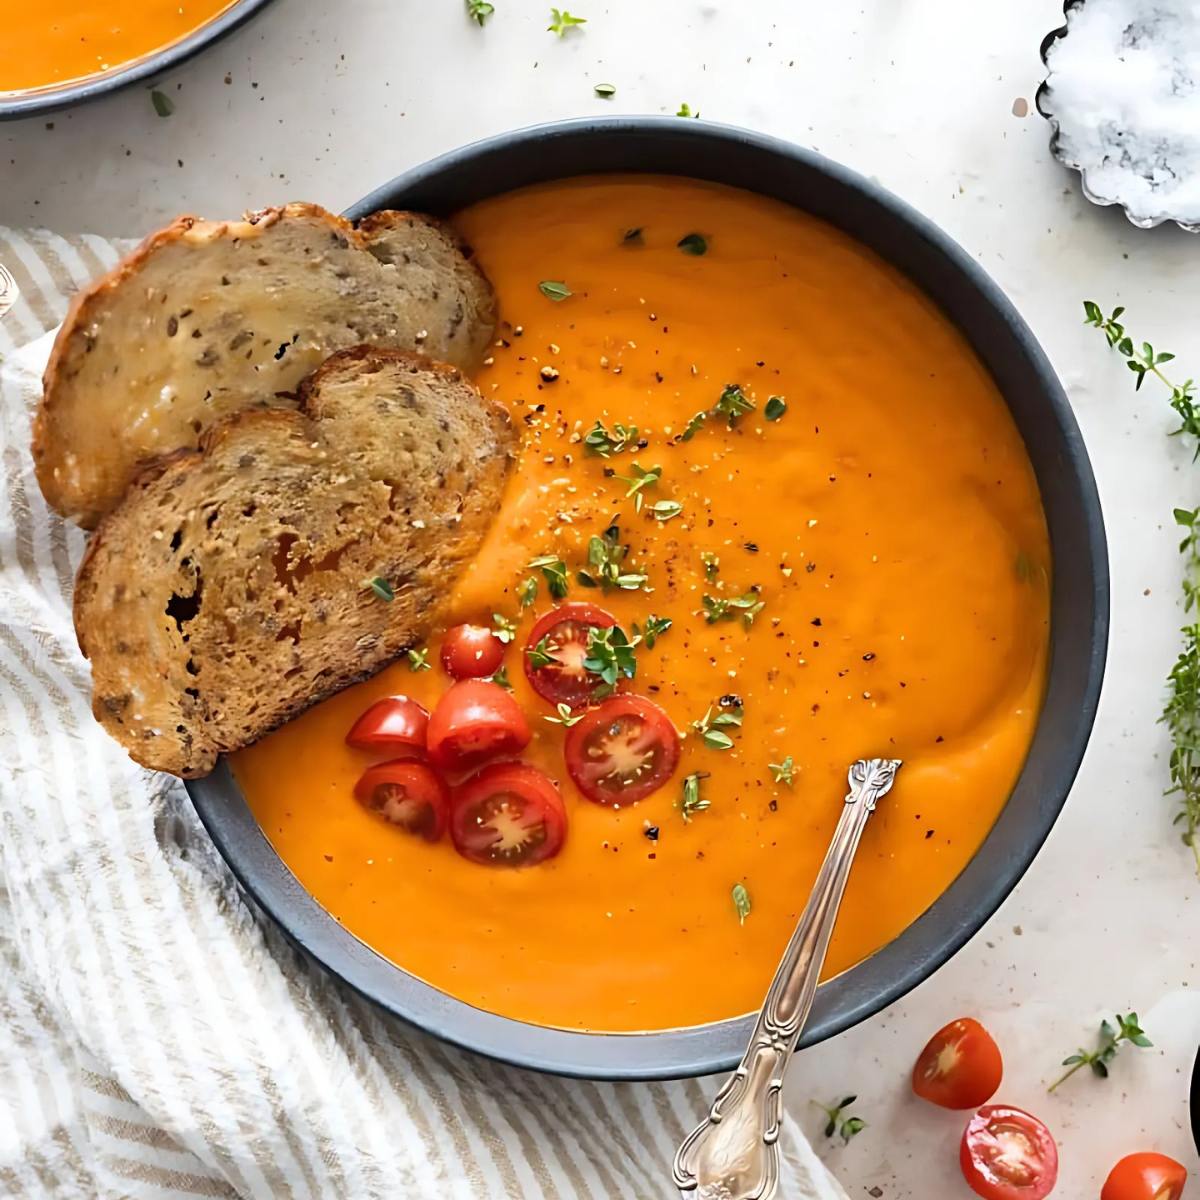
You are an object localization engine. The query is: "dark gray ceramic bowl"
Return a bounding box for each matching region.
[186,117,1109,1081]
[0,0,276,121]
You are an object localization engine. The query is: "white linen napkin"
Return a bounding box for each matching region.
[0,224,849,1200]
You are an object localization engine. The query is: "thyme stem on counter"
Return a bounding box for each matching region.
[1085,302,1200,872]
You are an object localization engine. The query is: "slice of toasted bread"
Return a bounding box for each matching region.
[73,348,515,778]
[35,203,498,527]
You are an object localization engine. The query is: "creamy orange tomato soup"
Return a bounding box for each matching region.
[234,177,1050,1032]
[0,1,234,93]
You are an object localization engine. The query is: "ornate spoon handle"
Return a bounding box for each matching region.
[673,757,902,1200]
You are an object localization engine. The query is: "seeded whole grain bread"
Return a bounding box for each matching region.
[73,347,515,778]
[35,203,498,527]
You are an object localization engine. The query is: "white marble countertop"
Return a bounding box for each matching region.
[4,0,1199,1194]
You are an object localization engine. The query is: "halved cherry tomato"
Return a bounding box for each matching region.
[564,693,680,806]
[451,762,567,867]
[353,759,449,842]
[960,1105,1058,1200]
[523,602,617,708]
[440,623,506,680]
[1102,1153,1187,1200]
[426,679,531,771]
[912,1017,1003,1109]
[345,695,430,754]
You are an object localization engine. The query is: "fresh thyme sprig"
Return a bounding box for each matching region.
[1084,302,1199,446]
[812,1096,866,1145]
[465,0,494,24]
[1085,302,1200,870]
[1048,1012,1152,1092]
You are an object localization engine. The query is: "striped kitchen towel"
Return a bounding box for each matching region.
[0,225,849,1200]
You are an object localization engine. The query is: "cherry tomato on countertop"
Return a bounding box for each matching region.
[451,761,567,867]
[345,695,430,754]
[353,759,449,842]
[440,623,506,680]
[524,602,617,709]
[912,1017,1003,1109]
[960,1105,1058,1200]
[1102,1153,1187,1200]
[426,679,531,772]
[564,693,680,806]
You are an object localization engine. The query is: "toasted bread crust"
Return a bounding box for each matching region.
[35,203,497,527]
[73,347,515,777]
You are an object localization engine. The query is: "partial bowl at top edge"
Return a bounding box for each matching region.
[0,0,277,122]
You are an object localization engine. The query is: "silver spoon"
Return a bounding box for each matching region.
[673,757,902,1200]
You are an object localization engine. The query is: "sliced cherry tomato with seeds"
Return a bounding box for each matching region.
[353,759,449,842]
[345,695,430,754]
[912,1017,1003,1110]
[440,623,506,680]
[451,762,567,867]
[427,679,531,771]
[960,1105,1058,1200]
[564,693,680,806]
[1102,1153,1187,1200]
[524,602,617,708]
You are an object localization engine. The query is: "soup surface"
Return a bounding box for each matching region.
[0,1,234,93]
[234,176,1051,1032]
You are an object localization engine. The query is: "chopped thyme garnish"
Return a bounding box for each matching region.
[487,664,512,690]
[491,612,518,644]
[715,383,755,426]
[406,647,431,672]
[547,7,586,35]
[538,279,572,301]
[692,700,744,750]
[576,524,650,591]
[594,82,616,98]
[614,461,662,511]
[526,635,562,670]
[645,499,683,522]
[700,551,720,581]
[544,702,585,727]
[517,575,538,608]
[363,576,395,602]
[150,89,174,118]
[676,102,699,118]
[633,614,672,648]
[769,756,796,786]
[584,419,638,457]
[582,623,640,691]
[765,395,788,421]
[678,410,708,442]
[677,233,708,256]
[528,554,569,599]
[465,0,494,23]
[814,1097,866,1145]
[731,883,751,924]
[622,227,644,245]
[679,771,711,821]
[702,591,765,628]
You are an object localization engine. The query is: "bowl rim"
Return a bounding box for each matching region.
[0,0,277,121]
[186,116,1110,1080]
